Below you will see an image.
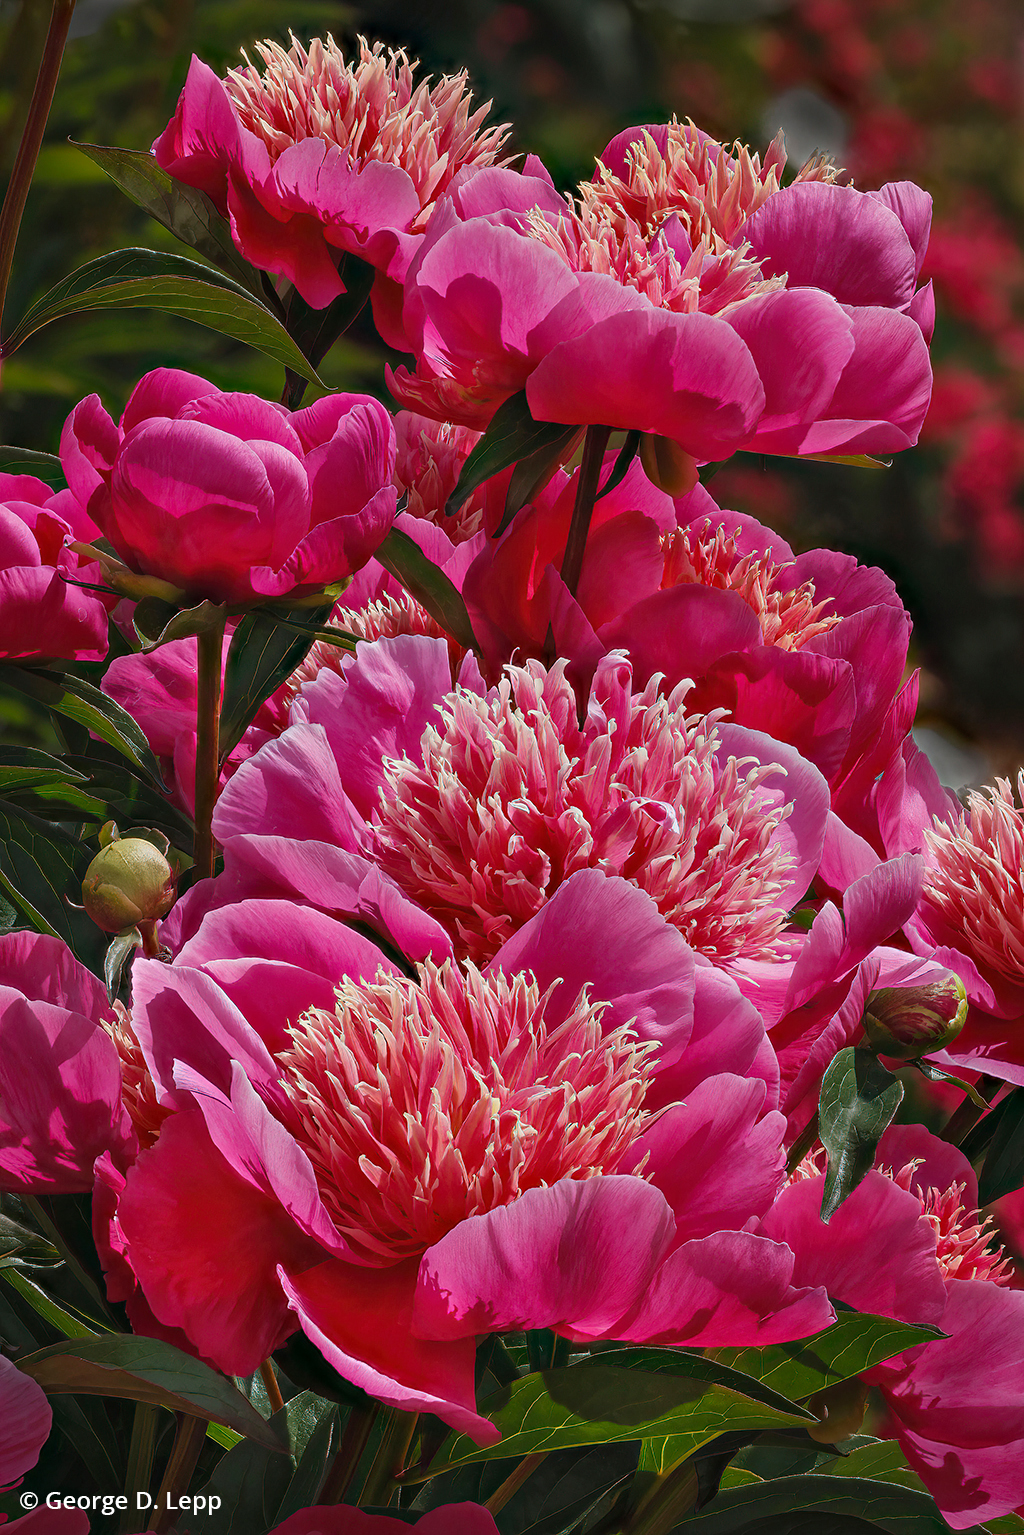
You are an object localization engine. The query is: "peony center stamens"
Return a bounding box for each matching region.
[277,960,655,1263]
[372,658,797,967]
[661,521,841,651]
[225,33,510,224]
[888,1160,1013,1285]
[103,1002,169,1150]
[921,773,1024,986]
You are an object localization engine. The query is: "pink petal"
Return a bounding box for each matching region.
[0,1351,52,1489]
[730,287,855,438]
[212,723,365,849]
[644,962,773,1111]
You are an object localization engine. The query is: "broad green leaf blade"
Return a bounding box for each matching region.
[63,754,195,852]
[72,143,266,299]
[0,746,90,792]
[4,668,165,785]
[819,1047,904,1220]
[219,600,335,762]
[0,797,87,944]
[1,250,325,387]
[374,527,479,652]
[671,1473,985,1533]
[0,1212,60,1268]
[104,926,142,1003]
[710,1314,942,1402]
[978,1087,1024,1204]
[594,429,642,502]
[19,1335,288,1451]
[272,1398,341,1523]
[428,1365,811,1474]
[0,445,66,485]
[50,1393,123,1494]
[447,391,577,515]
[0,1268,102,1339]
[818,1439,925,1490]
[591,1349,814,1421]
[0,745,106,821]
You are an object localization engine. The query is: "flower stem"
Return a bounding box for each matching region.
[259,1358,285,1414]
[484,1453,548,1516]
[357,1408,419,1508]
[560,424,612,599]
[317,1401,379,1505]
[147,1414,207,1533]
[193,617,226,882]
[120,1404,159,1535]
[940,1073,1001,1145]
[0,0,76,336]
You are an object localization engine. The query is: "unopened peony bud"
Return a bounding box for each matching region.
[862,974,968,1060]
[639,433,699,497]
[806,1377,870,1444]
[81,838,176,933]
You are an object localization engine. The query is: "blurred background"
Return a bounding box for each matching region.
[2,0,1023,778]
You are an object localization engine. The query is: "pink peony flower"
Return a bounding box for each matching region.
[0,474,110,662]
[214,636,830,974]
[59,369,397,605]
[0,932,136,1194]
[762,1125,1024,1529]
[389,122,932,462]
[107,871,831,1441]
[1,1352,89,1533]
[153,37,510,308]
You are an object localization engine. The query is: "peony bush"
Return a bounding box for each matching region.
[2,19,1024,1535]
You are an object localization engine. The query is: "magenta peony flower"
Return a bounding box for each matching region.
[214,636,829,973]
[0,475,110,662]
[152,37,510,308]
[1,1352,90,1533]
[0,932,136,1194]
[105,871,831,1440]
[59,369,397,605]
[267,1506,497,1534]
[389,123,932,462]
[762,1124,1024,1529]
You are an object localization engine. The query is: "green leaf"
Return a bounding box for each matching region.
[914,1060,990,1111]
[219,600,335,762]
[710,1314,943,1403]
[0,1212,60,1268]
[374,526,479,652]
[104,926,142,1003]
[590,1348,815,1422]
[49,1393,123,1492]
[818,1439,925,1491]
[819,1047,904,1220]
[196,1392,338,1535]
[0,1267,102,1338]
[0,248,325,387]
[672,1474,985,1533]
[72,142,267,299]
[0,445,66,485]
[133,596,227,653]
[498,424,584,535]
[986,1517,1024,1533]
[594,429,641,502]
[62,754,195,852]
[427,1365,812,1474]
[263,1396,341,1524]
[447,391,578,515]
[0,797,88,944]
[979,1087,1024,1204]
[4,667,165,785]
[0,746,107,821]
[18,1335,288,1452]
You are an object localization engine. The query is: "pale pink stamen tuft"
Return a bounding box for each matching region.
[889,1160,1013,1284]
[284,595,448,704]
[226,34,510,229]
[278,960,655,1262]
[922,774,1024,986]
[103,1002,169,1150]
[395,414,485,542]
[373,658,797,966]
[662,521,840,651]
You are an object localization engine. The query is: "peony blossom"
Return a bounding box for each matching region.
[59,369,397,605]
[0,932,136,1194]
[762,1124,1024,1528]
[0,474,110,662]
[1,1352,89,1533]
[214,636,830,973]
[106,871,832,1441]
[153,36,510,309]
[389,121,932,463]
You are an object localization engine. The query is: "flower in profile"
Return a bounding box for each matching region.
[391,118,932,462]
[0,474,111,663]
[762,1124,1024,1529]
[60,369,396,605]
[153,36,510,307]
[217,637,829,972]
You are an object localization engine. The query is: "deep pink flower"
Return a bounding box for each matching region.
[762,1125,1024,1529]
[215,636,829,974]
[0,1352,90,1533]
[0,475,110,662]
[0,932,136,1194]
[153,38,510,308]
[267,1509,497,1535]
[60,369,396,604]
[107,871,831,1441]
[389,122,932,462]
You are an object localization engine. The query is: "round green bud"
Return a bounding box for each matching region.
[862,973,968,1061]
[81,838,176,933]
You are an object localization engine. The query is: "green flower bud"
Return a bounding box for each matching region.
[81,837,176,933]
[862,974,968,1061]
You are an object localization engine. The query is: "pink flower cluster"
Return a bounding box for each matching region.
[6,30,1024,1534]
